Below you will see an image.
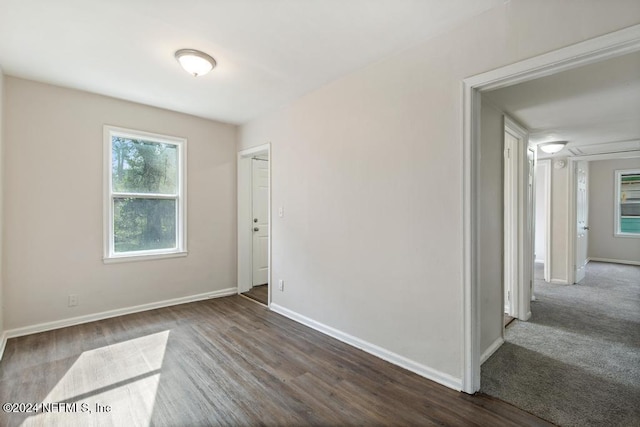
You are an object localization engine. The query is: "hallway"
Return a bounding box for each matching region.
[481,262,640,426]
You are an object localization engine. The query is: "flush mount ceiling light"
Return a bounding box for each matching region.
[175,49,216,77]
[538,141,568,154]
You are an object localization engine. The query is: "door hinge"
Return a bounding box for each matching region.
[504,148,510,159]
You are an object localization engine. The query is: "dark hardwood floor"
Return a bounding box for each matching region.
[241,284,268,305]
[0,296,551,426]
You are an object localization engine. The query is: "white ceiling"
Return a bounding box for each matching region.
[483,51,640,157]
[0,0,503,124]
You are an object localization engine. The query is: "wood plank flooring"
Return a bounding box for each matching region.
[0,296,551,426]
[241,284,268,305]
[503,314,515,327]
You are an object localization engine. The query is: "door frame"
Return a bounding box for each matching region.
[462,24,640,394]
[237,143,271,305]
[535,159,552,283]
[567,157,589,285]
[503,116,529,319]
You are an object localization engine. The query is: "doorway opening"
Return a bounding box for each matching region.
[237,144,271,306]
[534,159,551,284]
[462,24,640,394]
[465,23,640,427]
[502,117,532,324]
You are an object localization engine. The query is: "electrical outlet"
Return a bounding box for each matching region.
[68,294,78,307]
[278,279,284,291]
[278,206,284,218]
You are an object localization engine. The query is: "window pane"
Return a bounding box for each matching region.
[620,173,640,234]
[112,137,178,194]
[114,198,176,252]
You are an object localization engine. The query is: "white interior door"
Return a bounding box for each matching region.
[575,161,589,283]
[534,160,551,283]
[525,147,535,305]
[503,131,519,317]
[503,116,532,321]
[252,158,269,287]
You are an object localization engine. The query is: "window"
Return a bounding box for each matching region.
[614,169,640,237]
[104,126,187,261]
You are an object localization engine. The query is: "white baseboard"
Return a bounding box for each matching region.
[270,303,462,391]
[480,337,504,364]
[550,278,569,284]
[587,257,640,266]
[0,331,8,361]
[4,287,237,340]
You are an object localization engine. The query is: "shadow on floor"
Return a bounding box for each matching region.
[482,262,640,427]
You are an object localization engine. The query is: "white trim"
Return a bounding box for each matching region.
[463,26,640,91]
[111,192,178,199]
[237,143,272,305]
[4,288,237,339]
[588,257,640,266]
[567,159,578,284]
[550,279,570,285]
[103,125,187,262]
[462,81,481,394]
[504,115,528,137]
[271,303,462,391]
[614,168,640,238]
[503,122,519,317]
[0,332,8,361]
[521,143,535,320]
[503,115,531,320]
[237,154,253,294]
[574,160,592,283]
[462,24,640,394]
[612,231,640,239]
[103,250,188,264]
[570,149,640,162]
[238,144,271,157]
[480,337,504,365]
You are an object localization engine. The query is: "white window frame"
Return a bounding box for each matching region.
[614,168,640,238]
[103,125,187,263]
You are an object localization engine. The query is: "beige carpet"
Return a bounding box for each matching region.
[481,262,640,427]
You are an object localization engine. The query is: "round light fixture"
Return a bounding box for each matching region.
[538,141,568,154]
[175,49,216,77]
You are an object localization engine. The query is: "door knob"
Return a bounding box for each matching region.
[254,227,259,232]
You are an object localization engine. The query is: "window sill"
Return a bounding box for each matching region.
[614,233,640,239]
[103,251,188,264]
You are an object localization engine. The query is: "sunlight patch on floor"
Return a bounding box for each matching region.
[21,330,170,427]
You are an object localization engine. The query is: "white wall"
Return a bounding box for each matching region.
[0,67,4,339]
[479,101,503,357]
[534,161,549,263]
[550,158,571,283]
[240,0,640,383]
[589,157,640,263]
[3,77,237,330]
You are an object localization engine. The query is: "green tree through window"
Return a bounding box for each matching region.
[617,170,640,236]
[105,127,186,260]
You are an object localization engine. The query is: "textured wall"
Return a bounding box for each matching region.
[589,157,640,263]
[4,77,238,329]
[240,0,640,383]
